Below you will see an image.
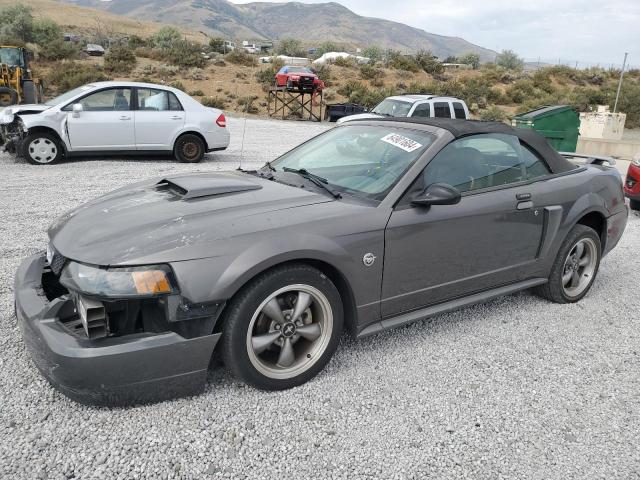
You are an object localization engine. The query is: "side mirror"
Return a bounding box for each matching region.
[71,103,83,117]
[411,182,461,207]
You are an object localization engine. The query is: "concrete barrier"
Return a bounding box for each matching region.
[577,137,640,161]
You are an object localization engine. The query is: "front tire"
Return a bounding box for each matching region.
[22,132,63,165]
[174,134,205,163]
[534,224,601,303]
[220,264,343,390]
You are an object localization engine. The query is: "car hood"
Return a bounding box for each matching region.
[0,104,50,124]
[336,113,383,124]
[49,172,333,265]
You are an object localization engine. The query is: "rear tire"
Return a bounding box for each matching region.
[22,132,63,165]
[22,80,37,104]
[174,134,205,163]
[630,199,640,211]
[220,264,343,390]
[534,224,601,303]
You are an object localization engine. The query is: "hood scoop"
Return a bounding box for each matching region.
[157,175,262,200]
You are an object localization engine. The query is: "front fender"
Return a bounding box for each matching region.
[170,233,356,305]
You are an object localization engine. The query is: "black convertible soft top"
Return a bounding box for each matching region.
[371,117,577,174]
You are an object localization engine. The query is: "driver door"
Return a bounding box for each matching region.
[65,87,135,150]
[381,133,547,317]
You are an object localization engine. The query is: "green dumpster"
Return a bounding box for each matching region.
[511,105,580,152]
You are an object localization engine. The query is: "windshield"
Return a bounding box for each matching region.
[371,99,413,117]
[44,85,96,106]
[279,66,313,74]
[267,125,434,200]
[0,48,24,67]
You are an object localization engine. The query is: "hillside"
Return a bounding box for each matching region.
[0,0,201,41]
[60,0,496,61]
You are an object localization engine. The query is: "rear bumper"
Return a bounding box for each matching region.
[14,254,220,406]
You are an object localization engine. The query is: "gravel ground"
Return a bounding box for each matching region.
[1,117,639,480]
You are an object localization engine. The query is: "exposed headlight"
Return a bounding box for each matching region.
[633,158,640,167]
[60,262,177,297]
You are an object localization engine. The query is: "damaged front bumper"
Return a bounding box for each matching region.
[14,254,221,406]
[0,117,25,155]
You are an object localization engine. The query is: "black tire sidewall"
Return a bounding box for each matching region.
[221,265,344,390]
[551,225,602,303]
[22,132,63,165]
[174,134,205,163]
[22,81,36,104]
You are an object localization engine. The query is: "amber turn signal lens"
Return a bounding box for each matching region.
[132,270,172,294]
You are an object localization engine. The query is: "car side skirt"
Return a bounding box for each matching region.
[357,278,547,338]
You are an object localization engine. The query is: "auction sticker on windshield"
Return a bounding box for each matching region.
[380,133,423,153]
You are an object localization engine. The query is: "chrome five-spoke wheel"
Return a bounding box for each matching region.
[561,237,598,297]
[247,284,333,379]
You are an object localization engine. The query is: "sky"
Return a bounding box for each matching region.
[229,0,638,67]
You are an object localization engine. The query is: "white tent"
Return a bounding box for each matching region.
[312,52,370,65]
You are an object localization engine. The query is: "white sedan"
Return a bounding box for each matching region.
[0,81,230,165]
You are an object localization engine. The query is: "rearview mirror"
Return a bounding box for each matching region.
[72,103,83,117]
[411,183,461,207]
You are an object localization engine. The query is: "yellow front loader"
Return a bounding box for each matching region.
[0,46,44,107]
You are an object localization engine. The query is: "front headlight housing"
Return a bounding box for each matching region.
[59,262,177,298]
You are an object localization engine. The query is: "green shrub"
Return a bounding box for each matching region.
[415,50,444,75]
[226,50,256,66]
[39,38,80,61]
[479,105,507,122]
[104,45,137,73]
[169,81,185,91]
[163,40,206,68]
[387,52,420,73]
[237,95,259,114]
[359,64,385,86]
[32,18,61,45]
[276,38,305,57]
[496,50,524,70]
[312,64,331,85]
[255,66,278,86]
[208,37,226,54]
[151,26,182,50]
[46,61,110,91]
[201,96,227,109]
[189,89,205,96]
[333,56,356,68]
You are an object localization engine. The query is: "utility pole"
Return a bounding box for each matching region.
[613,52,628,113]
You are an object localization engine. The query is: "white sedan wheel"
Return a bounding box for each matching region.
[28,138,58,164]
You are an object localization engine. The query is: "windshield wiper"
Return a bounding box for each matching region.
[265,161,276,172]
[282,167,341,199]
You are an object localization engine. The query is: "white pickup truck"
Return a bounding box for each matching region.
[337,94,470,124]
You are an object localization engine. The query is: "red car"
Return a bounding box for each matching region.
[625,159,640,210]
[275,66,325,92]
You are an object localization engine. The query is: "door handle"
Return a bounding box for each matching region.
[171,115,183,120]
[517,200,534,210]
[119,116,131,120]
[516,193,532,200]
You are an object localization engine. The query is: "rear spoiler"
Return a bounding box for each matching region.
[559,152,617,167]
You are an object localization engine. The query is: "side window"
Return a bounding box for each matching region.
[168,92,183,111]
[411,103,431,118]
[75,88,131,111]
[521,143,551,179]
[137,88,172,111]
[433,102,451,118]
[422,133,525,193]
[452,102,466,119]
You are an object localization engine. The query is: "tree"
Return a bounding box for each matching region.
[415,50,444,75]
[31,18,61,45]
[362,46,383,63]
[0,5,34,43]
[496,50,524,70]
[459,52,480,69]
[152,26,182,50]
[208,37,225,54]
[443,55,458,64]
[315,41,344,57]
[276,38,305,57]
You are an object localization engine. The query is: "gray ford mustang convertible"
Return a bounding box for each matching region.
[14,118,628,405]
